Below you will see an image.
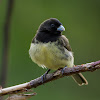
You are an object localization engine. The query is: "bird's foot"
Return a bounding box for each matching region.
[61,66,67,75]
[41,69,51,84]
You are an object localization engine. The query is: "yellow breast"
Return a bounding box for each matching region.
[29,42,74,70]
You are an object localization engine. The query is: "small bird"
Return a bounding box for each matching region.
[29,18,88,86]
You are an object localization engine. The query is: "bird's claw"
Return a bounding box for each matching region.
[61,66,67,75]
[41,69,51,84]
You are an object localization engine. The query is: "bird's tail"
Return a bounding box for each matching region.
[72,73,88,86]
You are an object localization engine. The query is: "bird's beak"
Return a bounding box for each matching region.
[57,25,65,32]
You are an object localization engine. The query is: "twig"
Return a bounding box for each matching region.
[0,60,100,96]
[0,0,14,88]
[6,93,37,100]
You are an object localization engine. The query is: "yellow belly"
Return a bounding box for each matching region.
[29,42,74,70]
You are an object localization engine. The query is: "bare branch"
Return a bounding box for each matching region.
[0,0,14,88]
[0,60,100,96]
[6,93,37,100]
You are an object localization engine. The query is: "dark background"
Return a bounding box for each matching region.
[0,0,100,100]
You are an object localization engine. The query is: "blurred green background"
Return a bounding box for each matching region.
[0,0,100,100]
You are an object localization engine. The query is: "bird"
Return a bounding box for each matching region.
[29,18,88,86]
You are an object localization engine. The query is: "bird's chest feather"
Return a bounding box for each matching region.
[29,42,74,70]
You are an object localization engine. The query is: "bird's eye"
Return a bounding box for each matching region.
[51,24,55,27]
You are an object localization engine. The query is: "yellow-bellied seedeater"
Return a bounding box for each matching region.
[29,18,88,86]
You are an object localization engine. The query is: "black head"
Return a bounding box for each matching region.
[34,18,65,43]
[38,18,65,35]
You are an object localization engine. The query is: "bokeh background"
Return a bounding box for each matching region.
[0,0,100,100]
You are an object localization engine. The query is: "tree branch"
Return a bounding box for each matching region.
[0,60,100,96]
[0,0,14,88]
